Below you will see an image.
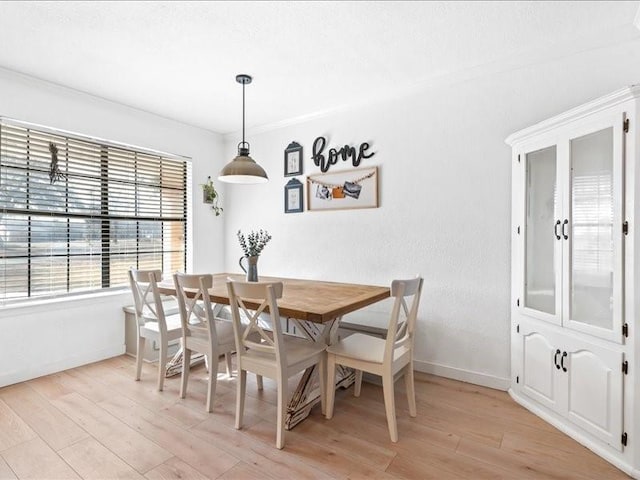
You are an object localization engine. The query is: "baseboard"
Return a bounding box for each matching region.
[509,389,636,479]
[0,344,125,388]
[413,360,510,391]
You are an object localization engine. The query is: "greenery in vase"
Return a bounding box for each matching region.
[237,229,272,257]
[201,177,223,216]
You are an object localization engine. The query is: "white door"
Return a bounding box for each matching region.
[561,113,626,343]
[520,323,563,411]
[562,336,624,450]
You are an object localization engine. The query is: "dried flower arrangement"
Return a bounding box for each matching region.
[48,142,67,184]
[237,229,272,257]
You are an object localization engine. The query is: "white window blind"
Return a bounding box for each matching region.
[0,120,188,304]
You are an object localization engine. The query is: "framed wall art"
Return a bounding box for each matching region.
[284,141,303,176]
[306,166,378,212]
[284,178,304,213]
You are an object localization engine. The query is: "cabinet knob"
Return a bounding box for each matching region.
[554,349,561,369]
[554,220,561,240]
[561,351,568,372]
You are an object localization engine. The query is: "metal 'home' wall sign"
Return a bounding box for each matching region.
[311,136,375,173]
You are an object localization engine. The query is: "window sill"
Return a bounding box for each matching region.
[0,288,131,316]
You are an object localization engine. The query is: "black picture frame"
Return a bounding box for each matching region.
[284,141,303,177]
[284,178,304,213]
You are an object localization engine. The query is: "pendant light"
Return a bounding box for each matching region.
[218,74,268,184]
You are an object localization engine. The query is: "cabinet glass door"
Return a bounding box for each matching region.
[569,128,613,329]
[524,146,560,322]
[565,120,624,342]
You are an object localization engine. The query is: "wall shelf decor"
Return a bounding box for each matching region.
[284,141,303,176]
[284,178,303,213]
[306,166,378,212]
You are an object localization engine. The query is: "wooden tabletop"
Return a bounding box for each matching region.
[158,273,390,324]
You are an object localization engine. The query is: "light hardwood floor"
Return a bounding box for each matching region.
[0,355,630,479]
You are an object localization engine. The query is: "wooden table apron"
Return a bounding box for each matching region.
[158,273,390,429]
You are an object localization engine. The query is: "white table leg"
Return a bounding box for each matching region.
[284,316,354,430]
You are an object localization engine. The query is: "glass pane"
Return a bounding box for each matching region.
[570,128,614,329]
[110,254,136,287]
[525,146,557,315]
[0,258,28,300]
[31,257,67,296]
[70,255,102,293]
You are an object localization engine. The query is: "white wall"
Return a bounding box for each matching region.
[0,68,225,387]
[3,36,640,390]
[222,38,640,390]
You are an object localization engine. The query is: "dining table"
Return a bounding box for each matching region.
[157,272,390,429]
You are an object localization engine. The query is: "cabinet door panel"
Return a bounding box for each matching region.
[521,328,560,410]
[563,114,625,343]
[565,342,623,450]
[523,145,562,325]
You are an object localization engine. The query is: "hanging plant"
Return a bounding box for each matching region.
[201,176,223,216]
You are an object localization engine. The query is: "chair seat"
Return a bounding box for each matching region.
[140,313,182,339]
[326,333,410,365]
[185,318,235,347]
[242,335,325,370]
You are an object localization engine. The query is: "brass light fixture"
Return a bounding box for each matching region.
[218,74,268,184]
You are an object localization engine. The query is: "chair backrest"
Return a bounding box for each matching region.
[384,276,424,364]
[128,268,167,332]
[226,280,285,369]
[173,273,217,342]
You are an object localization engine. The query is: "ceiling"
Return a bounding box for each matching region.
[0,1,638,134]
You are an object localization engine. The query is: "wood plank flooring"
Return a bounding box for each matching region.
[0,355,630,479]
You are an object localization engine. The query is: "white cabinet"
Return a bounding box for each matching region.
[508,86,640,477]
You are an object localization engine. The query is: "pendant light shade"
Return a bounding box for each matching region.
[218,74,268,184]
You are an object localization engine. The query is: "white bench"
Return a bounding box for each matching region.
[122,300,181,362]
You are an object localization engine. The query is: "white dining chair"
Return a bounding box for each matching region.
[325,276,423,442]
[128,268,182,391]
[173,273,236,412]
[227,280,327,449]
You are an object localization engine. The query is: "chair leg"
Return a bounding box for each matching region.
[135,335,145,381]
[225,353,233,378]
[235,369,247,430]
[382,371,398,442]
[276,374,288,449]
[206,353,219,413]
[180,348,191,399]
[318,356,327,416]
[157,339,167,391]
[256,375,264,391]
[405,362,417,417]
[354,369,363,397]
[325,354,337,419]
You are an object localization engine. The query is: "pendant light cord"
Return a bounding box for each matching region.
[235,74,252,154]
[242,81,246,145]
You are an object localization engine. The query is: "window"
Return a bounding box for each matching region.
[0,119,189,304]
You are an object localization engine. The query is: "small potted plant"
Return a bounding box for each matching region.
[201,176,223,216]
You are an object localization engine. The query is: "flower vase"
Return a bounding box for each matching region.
[239,255,259,282]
